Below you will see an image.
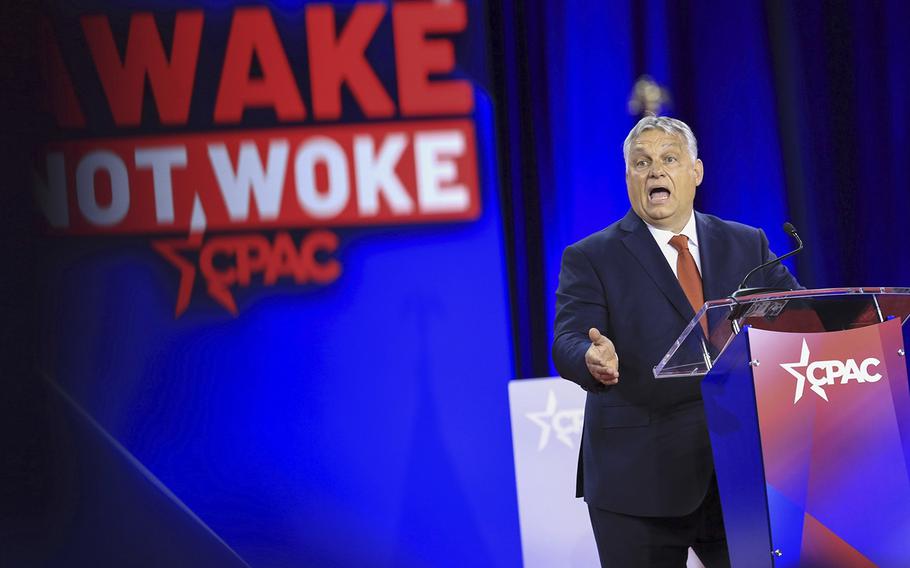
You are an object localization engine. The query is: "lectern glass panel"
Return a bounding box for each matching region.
[654,287,910,378]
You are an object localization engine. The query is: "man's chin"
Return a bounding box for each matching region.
[642,208,673,224]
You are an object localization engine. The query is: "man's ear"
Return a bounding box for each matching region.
[694,159,704,186]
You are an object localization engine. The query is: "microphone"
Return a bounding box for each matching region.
[730,222,803,299]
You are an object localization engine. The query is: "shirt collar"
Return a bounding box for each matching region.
[645,212,698,247]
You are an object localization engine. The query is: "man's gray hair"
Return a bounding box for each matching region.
[622,115,699,166]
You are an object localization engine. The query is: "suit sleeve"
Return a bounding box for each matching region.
[757,228,804,290]
[552,244,608,392]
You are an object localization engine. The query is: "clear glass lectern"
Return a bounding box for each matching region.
[654,286,910,379]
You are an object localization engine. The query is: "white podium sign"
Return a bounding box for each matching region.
[508,377,597,568]
[508,377,705,568]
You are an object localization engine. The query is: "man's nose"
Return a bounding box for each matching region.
[649,163,665,177]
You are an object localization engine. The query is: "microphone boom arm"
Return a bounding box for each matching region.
[730,224,803,299]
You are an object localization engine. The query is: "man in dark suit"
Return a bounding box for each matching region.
[552,116,799,567]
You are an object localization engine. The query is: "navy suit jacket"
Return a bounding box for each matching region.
[552,209,799,517]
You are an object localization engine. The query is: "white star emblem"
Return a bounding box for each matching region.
[524,390,584,451]
[779,339,826,403]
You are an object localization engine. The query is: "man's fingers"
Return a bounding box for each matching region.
[591,368,619,381]
[586,358,619,385]
[586,346,619,368]
[592,372,619,386]
[585,330,619,386]
[587,361,618,376]
[588,329,617,360]
[585,352,615,370]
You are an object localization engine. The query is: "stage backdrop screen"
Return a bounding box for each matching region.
[32,1,521,566]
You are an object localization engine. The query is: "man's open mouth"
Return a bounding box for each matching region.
[648,187,670,204]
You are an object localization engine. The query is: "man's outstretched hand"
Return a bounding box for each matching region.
[585,328,619,386]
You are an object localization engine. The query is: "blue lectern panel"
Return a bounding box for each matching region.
[700,329,773,568]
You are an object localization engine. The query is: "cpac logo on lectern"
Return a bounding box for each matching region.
[779,339,882,403]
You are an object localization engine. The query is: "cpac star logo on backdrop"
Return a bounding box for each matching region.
[525,390,584,451]
[34,4,481,318]
[779,339,883,403]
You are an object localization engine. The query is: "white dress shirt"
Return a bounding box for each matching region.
[644,212,702,278]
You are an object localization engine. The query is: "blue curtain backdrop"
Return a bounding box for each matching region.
[3,1,910,566]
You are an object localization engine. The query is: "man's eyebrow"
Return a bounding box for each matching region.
[631,140,682,149]
[630,144,681,158]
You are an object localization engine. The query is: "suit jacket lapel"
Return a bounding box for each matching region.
[696,212,739,302]
[697,212,741,339]
[696,212,724,302]
[619,210,694,324]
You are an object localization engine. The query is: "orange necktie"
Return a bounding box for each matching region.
[669,235,708,337]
